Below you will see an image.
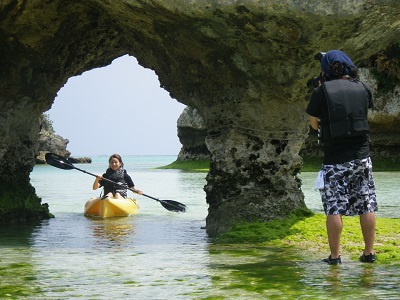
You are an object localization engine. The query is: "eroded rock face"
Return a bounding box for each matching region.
[35,114,92,164]
[177,107,210,161]
[36,115,71,164]
[1,0,399,233]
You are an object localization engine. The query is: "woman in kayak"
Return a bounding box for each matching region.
[93,154,143,199]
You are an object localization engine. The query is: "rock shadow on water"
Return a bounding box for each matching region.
[0,220,43,248]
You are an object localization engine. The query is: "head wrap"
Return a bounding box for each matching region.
[320,50,356,79]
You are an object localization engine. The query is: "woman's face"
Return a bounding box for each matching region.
[109,158,122,171]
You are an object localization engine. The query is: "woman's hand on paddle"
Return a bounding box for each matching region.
[131,188,143,195]
[92,175,103,190]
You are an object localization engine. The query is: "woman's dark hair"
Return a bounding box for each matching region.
[329,61,358,79]
[109,154,124,167]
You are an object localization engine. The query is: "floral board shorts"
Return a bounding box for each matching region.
[320,157,378,216]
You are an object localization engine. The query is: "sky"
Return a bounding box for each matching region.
[47,55,186,156]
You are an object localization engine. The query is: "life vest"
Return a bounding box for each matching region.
[102,168,128,197]
[321,79,370,141]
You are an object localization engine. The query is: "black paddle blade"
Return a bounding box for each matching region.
[45,152,75,170]
[160,200,187,213]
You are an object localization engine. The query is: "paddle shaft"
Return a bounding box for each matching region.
[71,165,144,198]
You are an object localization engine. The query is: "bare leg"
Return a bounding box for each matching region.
[360,212,376,255]
[326,214,343,258]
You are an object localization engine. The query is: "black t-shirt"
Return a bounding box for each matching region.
[306,79,374,164]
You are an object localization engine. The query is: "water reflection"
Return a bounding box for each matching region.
[1,165,398,299]
[299,261,400,298]
[0,221,42,248]
[87,217,136,248]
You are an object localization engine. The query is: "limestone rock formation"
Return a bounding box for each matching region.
[1,0,399,234]
[68,157,93,164]
[177,107,210,161]
[36,114,92,164]
[359,68,400,158]
[36,114,71,164]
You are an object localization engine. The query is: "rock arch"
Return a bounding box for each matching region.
[1,1,400,234]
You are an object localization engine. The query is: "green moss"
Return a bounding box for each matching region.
[157,159,210,172]
[370,157,400,172]
[1,191,40,211]
[0,186,54,223]
[123,281,138,285]
[370,68,400,96]
[213,212,400,264]
[299,156,323,172]
[213,208,314,244]
[0,261,44,298]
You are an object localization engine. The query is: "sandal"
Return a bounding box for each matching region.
[322,255,342,265]
[359,253,376,263]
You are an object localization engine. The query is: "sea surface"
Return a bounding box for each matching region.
[1,155,399,299]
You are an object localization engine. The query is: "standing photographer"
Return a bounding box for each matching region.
[306,50,378,265]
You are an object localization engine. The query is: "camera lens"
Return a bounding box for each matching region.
[314,52,326,61]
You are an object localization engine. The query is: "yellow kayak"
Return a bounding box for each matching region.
[84,197,139,218]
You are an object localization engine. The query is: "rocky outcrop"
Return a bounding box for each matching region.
[177,107,210,161]
[1,1,399,234]
[35,115,92,164]
[359,68,400,159]
[35,114,71,164]
[68,157,92,164]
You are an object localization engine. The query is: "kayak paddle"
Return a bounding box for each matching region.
[44,152,187,213]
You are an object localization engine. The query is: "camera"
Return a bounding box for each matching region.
[307,73,325,89]
[307,52,326,90]
[313,52,326,61]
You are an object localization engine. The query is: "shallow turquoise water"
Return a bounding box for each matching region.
[0,156,399,299]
